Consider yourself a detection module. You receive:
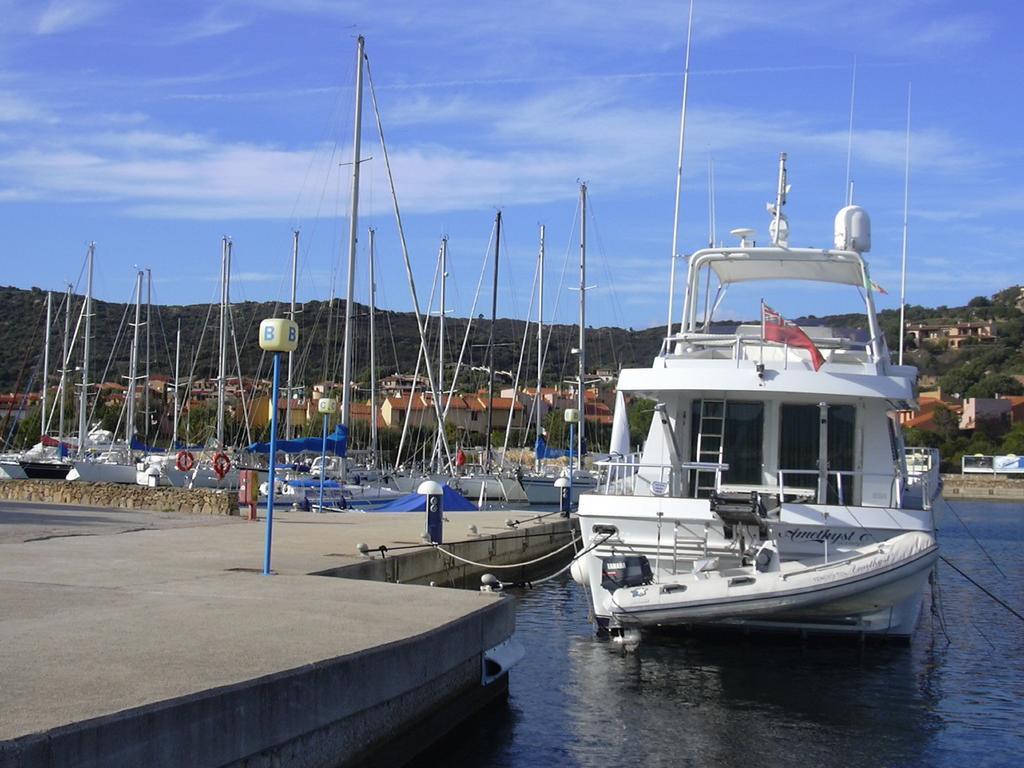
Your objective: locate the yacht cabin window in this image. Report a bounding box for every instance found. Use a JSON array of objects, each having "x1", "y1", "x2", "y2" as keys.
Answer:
[{"x1": 689, "y1": 400, "x2": 764, "y2": 494}]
